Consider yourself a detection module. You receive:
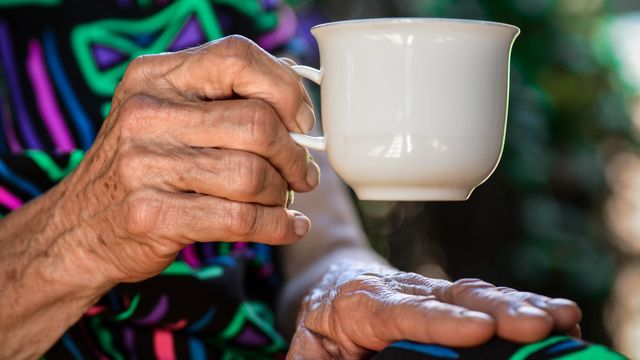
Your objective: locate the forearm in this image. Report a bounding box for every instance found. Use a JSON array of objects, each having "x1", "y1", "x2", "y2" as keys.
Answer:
[
  {"x1": 276, "y1": 150, "x2": 392, "y2": 335},
  {"x1": 0, "y1": 184, "x2": 111, "y2": 359}
]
